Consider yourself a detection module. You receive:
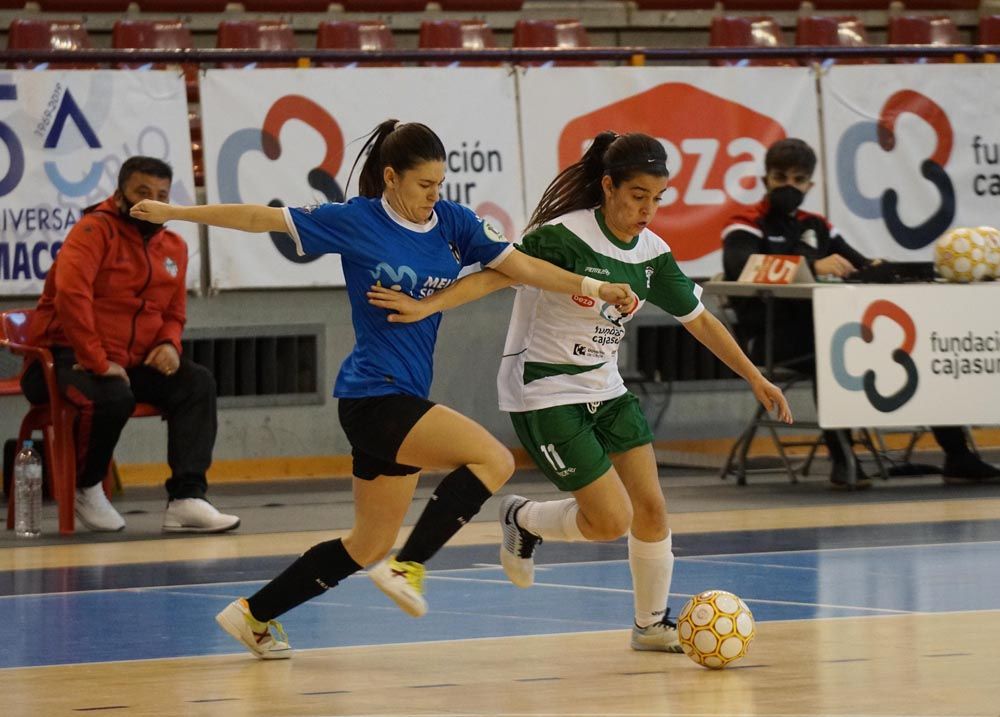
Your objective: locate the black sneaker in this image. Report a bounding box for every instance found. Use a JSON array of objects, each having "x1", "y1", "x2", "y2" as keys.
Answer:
[
  {"x1": 942, "y1": 454, "x2": 1000, "y2": 484},
  {"x1": 499, "y1": 495, "x2": 542, "y2": 588}
]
